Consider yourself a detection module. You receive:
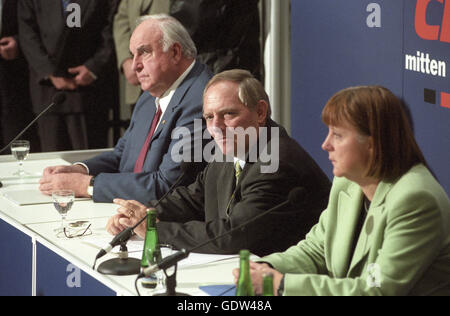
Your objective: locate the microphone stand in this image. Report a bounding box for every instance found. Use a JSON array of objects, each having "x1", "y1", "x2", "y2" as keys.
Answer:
[
  {"x1": 153, "y1": 263, "x2": 190, "y2": 296},
  {"x1": 135, "y1": 195, "x2": 298, "y2": 296},
  {"x1": 94, "y1": 170, "x2": 190, "y2": 276},
  {"x1": 96, "y1": 242, "x2": 141, "y2": 276}
]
